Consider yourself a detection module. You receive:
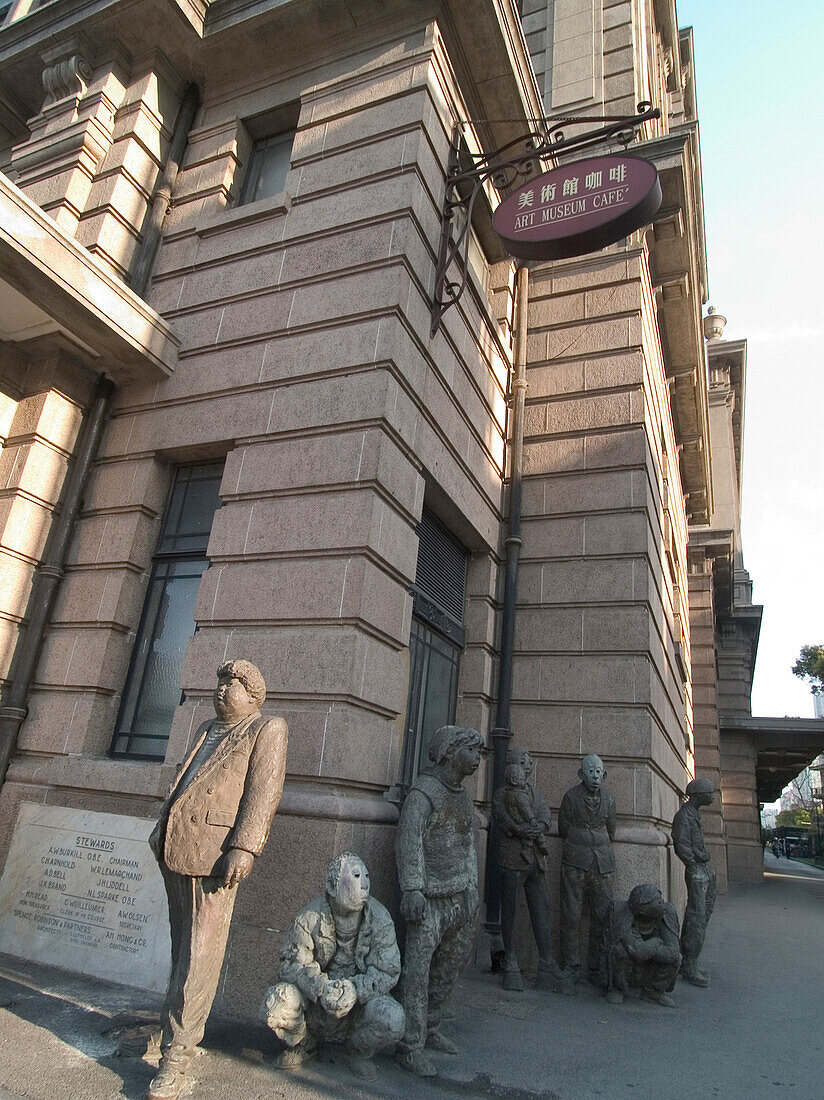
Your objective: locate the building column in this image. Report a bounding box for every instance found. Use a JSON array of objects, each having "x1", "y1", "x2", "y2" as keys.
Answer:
[
  {"x1": 719, "y1": 729, "x2": 763, "y2": 882},
  {"x1": 0, "y1": 374, "x2": 85, "y2": 690},
  {"x1": 687, "y1": 558, "x2": 727, "y2": 891}
]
